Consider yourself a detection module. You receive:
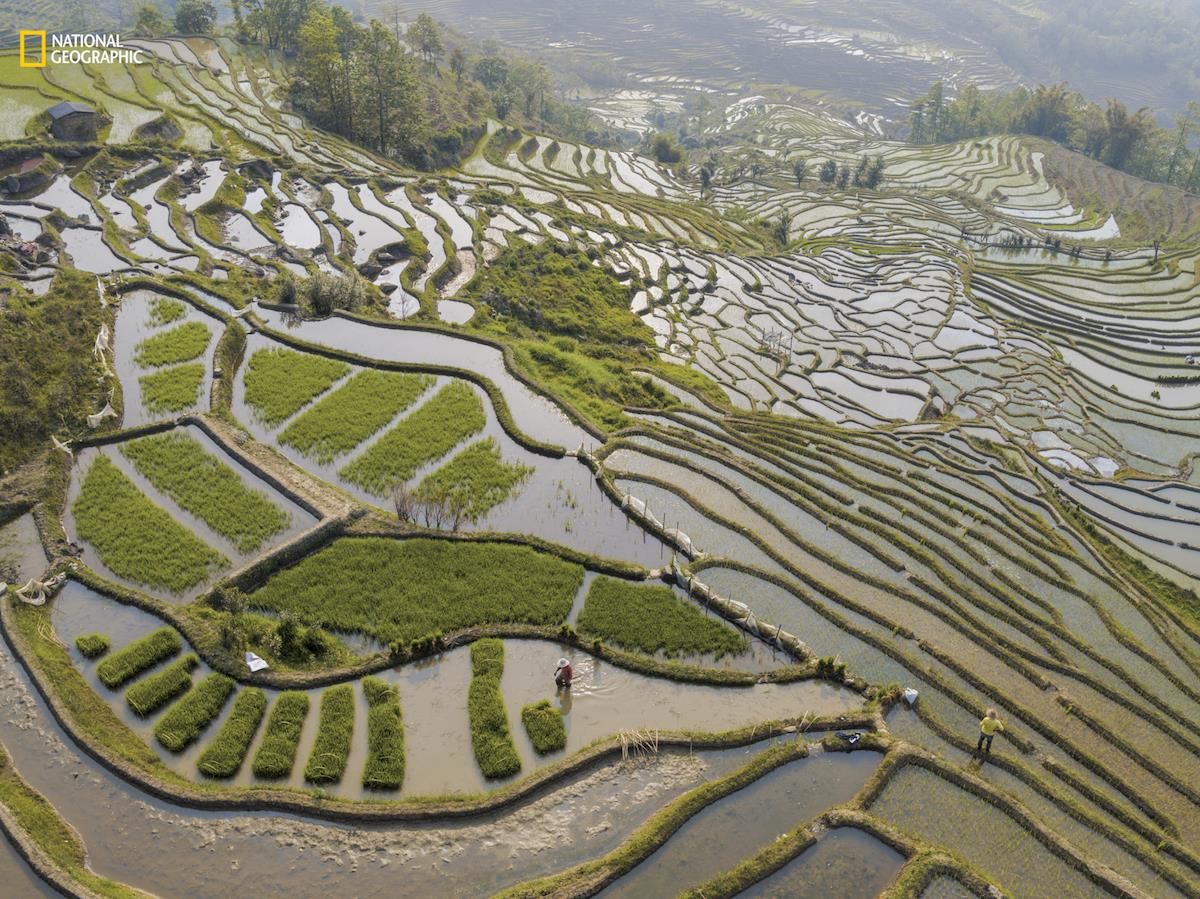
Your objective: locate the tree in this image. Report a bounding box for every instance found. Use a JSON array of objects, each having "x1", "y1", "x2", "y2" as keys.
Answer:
[
  {"x1": 407, "y1": 12, "x2": 443, "y2": 72},
  {"x1": 699, "y1": 164, "x2": 712, "y2": 194},
  {"x1": 175, "y1": 0, "x2": 217, "y2": 34},
  {"x1": 852, "y1": 154, "x2": 869, "y2": 187},
  {"x1": 1101, "y1": 98, "x2": 1153, "y2": 170},
  {"x1": 132, "y1": 4, "x2": 166, "y2": 36},
  {"x1": 864, "y1": 156, "x2": 885, "y2": 189},
  {"x1": 356, "y1": 21, "x2": 423, "y2": 159},
  {"x1": 835, "y1": 165, "x2": 850, "y2": 188},
  {"x1": 648, "y1": 132, "x2": 683, "y2": 165},
  {"x1": 818, "y1": 159, "x2": 837, "y2": 184},
  {"x1": 773, "y1": 212, "x2": 792, "y2": 247},
  {"x1": 450, "y1": 47, "x2": 467, "y2": 84},
  {"x1": 1020, "y1": 82, "x2": 1073, "y2": 142},
  {"x1": 474, "y1": 56, "x2": 509, "y2": 90},
  {"x1": 792, "y1": 158, "x2": 807, "y2": 186},
  {"x1": 296, "y1": 11, "x2": 340, "y2": 130},
  {"x1": 510, "y1": 61, "x2": 552, "y2": 118}
]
